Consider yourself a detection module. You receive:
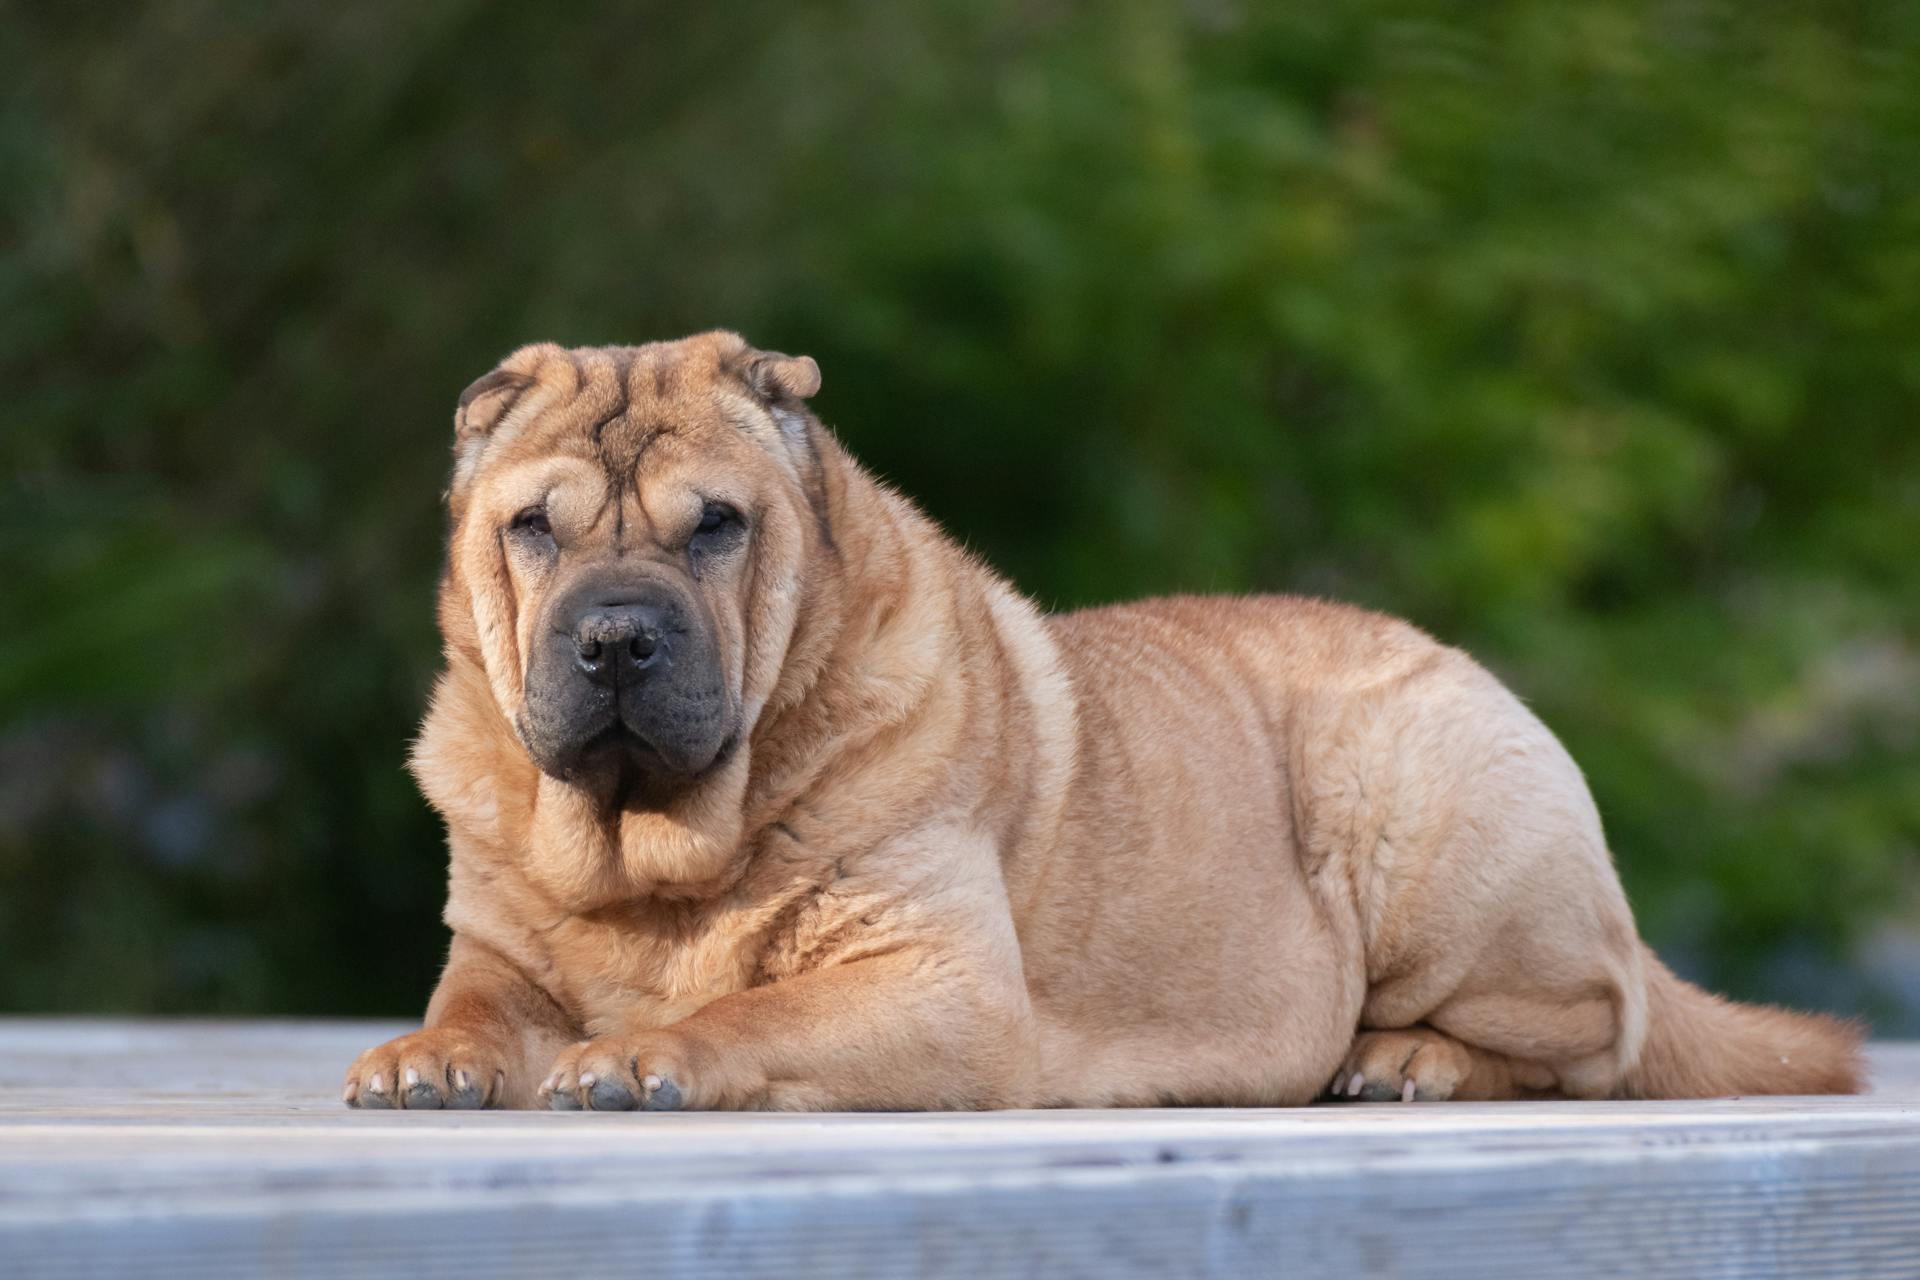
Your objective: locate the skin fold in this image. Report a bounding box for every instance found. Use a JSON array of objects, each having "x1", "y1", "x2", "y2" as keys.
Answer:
[{"x1": 343, "y1": 332, "x2": 1861, "y2": 1113}]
